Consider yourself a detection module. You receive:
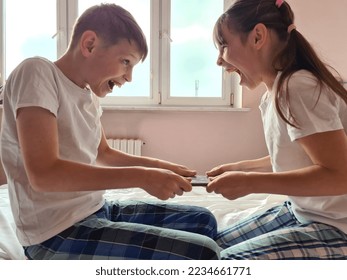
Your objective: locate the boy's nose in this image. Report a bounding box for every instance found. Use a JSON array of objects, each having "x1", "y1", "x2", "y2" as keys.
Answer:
[{"x1": 124, "y1": 69, "x2": 133, "y2": 83}]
